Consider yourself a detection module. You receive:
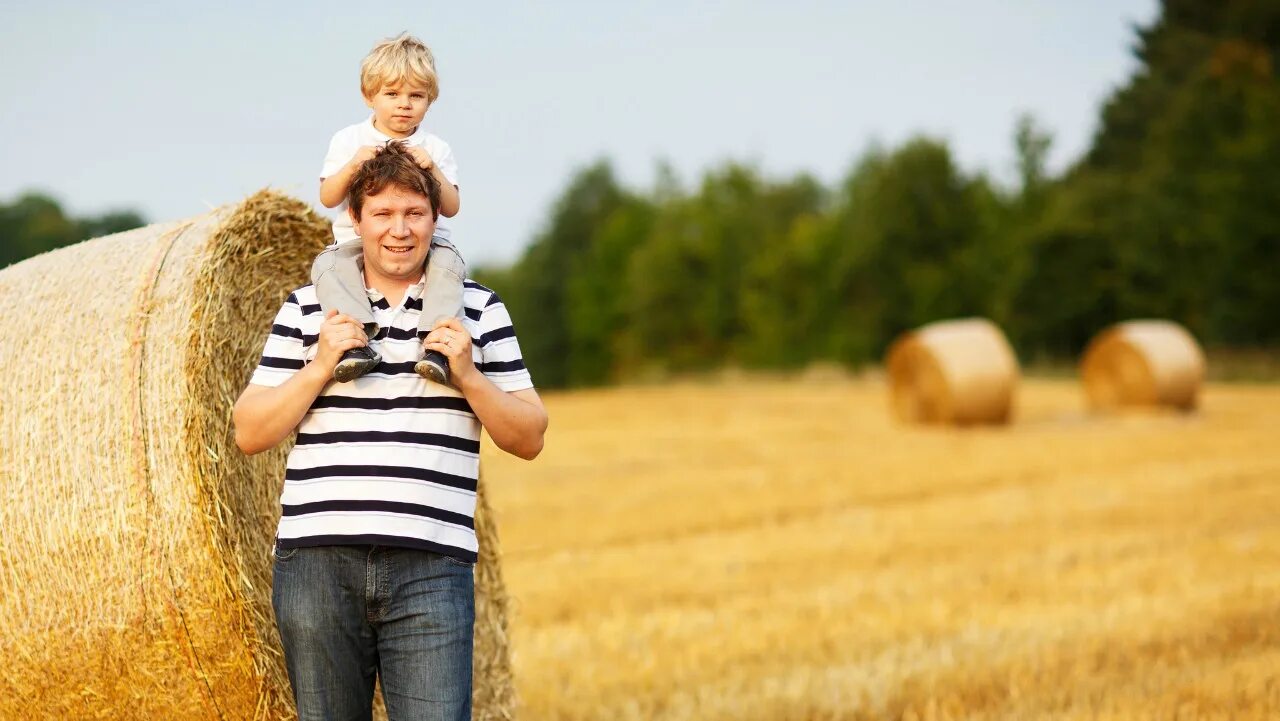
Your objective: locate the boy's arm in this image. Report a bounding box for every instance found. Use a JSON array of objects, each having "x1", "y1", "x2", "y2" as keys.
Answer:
[
  {"x1": 432, "y1": 165, "x2": 461, "y2": 218},
  {"x1": 319, "y1": 145, "x2": 378, "y2": 208},
  {"x1": 404, "y1": 146, "x2": 461, "y2": 217}
]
